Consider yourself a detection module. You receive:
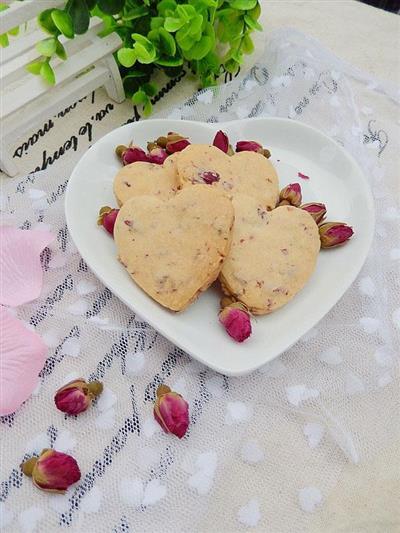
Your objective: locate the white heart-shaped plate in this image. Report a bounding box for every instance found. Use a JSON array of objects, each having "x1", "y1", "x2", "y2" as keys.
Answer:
[{"x1": 65, "y1": 118, "x2": 374, "y2": 376}]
